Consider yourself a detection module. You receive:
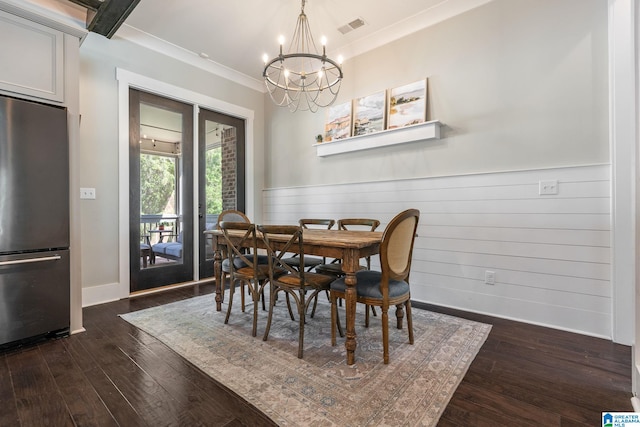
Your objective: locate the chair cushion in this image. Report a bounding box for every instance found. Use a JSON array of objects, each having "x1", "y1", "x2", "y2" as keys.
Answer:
[
  {"x1": 282, "y1": 256, "x2": 324, "y2": 268},
  {"x1": 152, "y1": 242, "x2": 183, "y2": 258},
  {"x1": 314, "y1": 262, "x2": 367, "y2": 276},
  {"x1": 277, "y1": 272, "x2": 333, "y2": 289},
  {"x1": 140, "y1": 243, "x2": 151, "y2": 250},
  {"x1": 314, "y1": 263, "x2": 343, "y2": 275},
  {"x1": 152, "y1": 242, "x2": 172, "y2": 254},
  {"x1": 330, "y1": 270, "x2": 410, "y2": 299},
  {"x1": 222, "y1": 254, "x2": 270, "y2": 272},
  {"x1": 164, "y1": 242, "x2": 182, "y2": 258}
]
